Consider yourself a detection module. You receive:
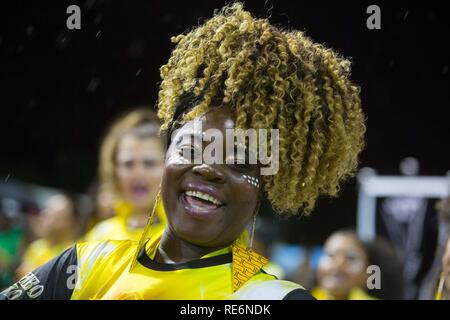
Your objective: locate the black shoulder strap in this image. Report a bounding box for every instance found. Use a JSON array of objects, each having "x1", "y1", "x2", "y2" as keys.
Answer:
[
  {"x1": 283, "y1": 288, "x2": 316, "y2": 300},
  {"x1": 0, "y1": 244, "x2": 78, "y2": 300}
]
